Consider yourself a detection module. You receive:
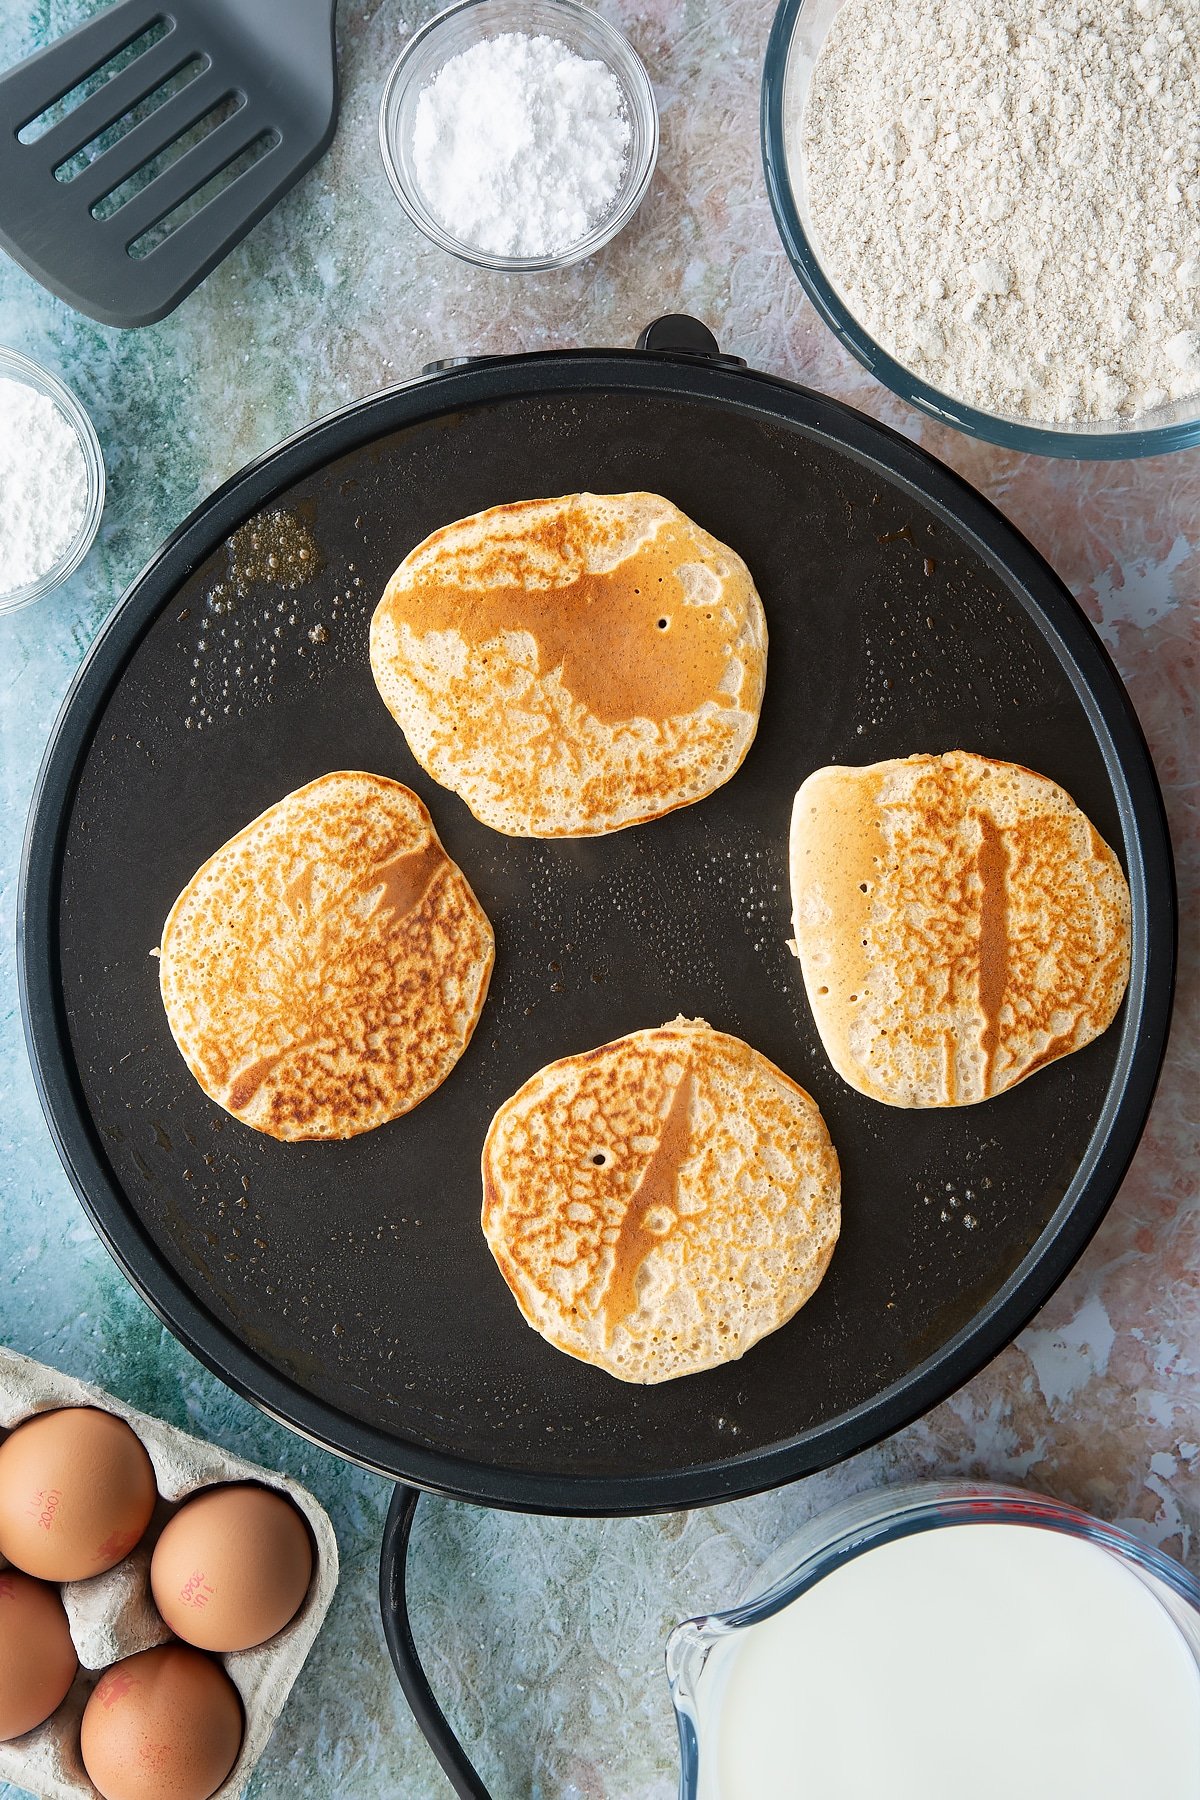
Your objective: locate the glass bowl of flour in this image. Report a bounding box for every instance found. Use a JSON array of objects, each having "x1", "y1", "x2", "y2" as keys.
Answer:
[
  {"x1": 0, "y1": 348, "x2": 105, "y2": 614},
  {"x1": 762, "y1": 0, "x2": 1200, "y2": 456},
  {"x1": 379, "y1": 0, "x2": 658, "y2": 272}
]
